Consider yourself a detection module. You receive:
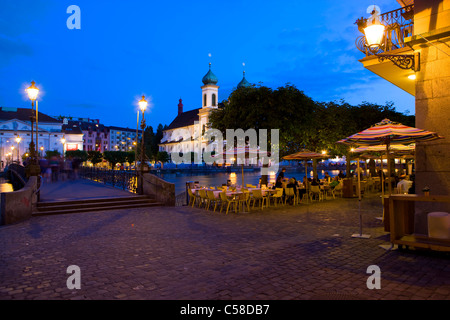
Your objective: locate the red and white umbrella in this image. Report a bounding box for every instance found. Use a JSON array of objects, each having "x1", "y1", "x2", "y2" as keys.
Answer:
[{"x1": 338, "y1": 119, "x2": 443, "y2": 195}]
